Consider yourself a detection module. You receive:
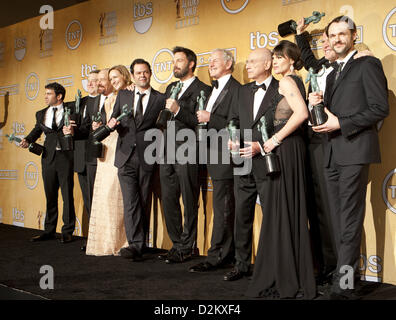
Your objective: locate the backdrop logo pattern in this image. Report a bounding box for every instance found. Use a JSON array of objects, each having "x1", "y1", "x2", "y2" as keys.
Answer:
[
  {"x1": 0, "y1": 42, "x2": 4, "y2": 67},
  {"x1": 250, "y1": 30, "x2": 279, "y2": 49},
  {"x1": 0, "y1": 170, "x2": 18, "y2": 180},
  {"x1": 152, "y1": 48, "x2": 174, "y2": 84},
  {"x1": 133, "y1": 1, "x2": 153, "y2": 34},
  {"x1": 197, "y1": 48, "x2": 237, "y2": 68},
  {"x1": 281, "y1": 0, "x2": 308, "y2": 5},
  {"x1": 81, "y1": 64, "x2": 98, "y2": 92},
  {"x1": 39, "y1": 29, "x2": 53, "y2": 58},
  {"x1": 25, "y1": 72, "x2": 40, "y2": 101},
  {"x1": 12, "y1": 208, "x2": 24, "y2": 227},
  {"x1": 24, "y1": 161, "x2": 39, "y2": 190},
  {"x1": 65, "y1": 20, "x2": 83, "y2": 50},
  {"x1": 175, "y1": 0, "x2": 200, "y2": 29},
  {"x1": 383, "y1": 7, "x2": 396, "y2": 51},
  {"x1": 309, "y1": 26, "x2": 364, "y2": 51},
  {"x1": 14, "y1": 38, "x2": 26, "y2": 61},
  {"x1": 220, "y1": 0, "x2": 249, "y2": 14},
  {"x1": 99, "y1": 11, "x2": 118, "y2": 45},
  {"x1": 382, "y1": 169, "x2": 396, "y2": 214},
  {"x1": 47, "y1": 75, "x2": 74, "y2": 88},
  {"x1": 0, "y1": 84, "x2": 19, "y2": 97}
]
